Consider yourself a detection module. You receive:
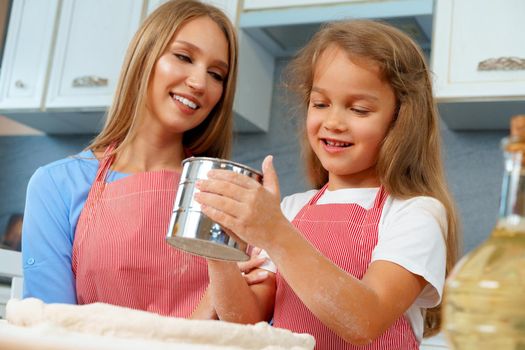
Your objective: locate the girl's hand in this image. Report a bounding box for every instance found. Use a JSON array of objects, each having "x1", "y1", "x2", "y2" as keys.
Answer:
[
  {"x1": 238, "y1": 247, "x2": 270, "y2": 285},
  {"x1": 195, "y1": 156, "x2": 285, "y2": 249}
]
